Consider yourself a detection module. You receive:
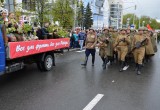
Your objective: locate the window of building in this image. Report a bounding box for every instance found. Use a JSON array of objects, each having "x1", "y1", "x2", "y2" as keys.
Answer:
[{"x1": 4, "y1": 0, "x2": 15, "y2": 12}]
